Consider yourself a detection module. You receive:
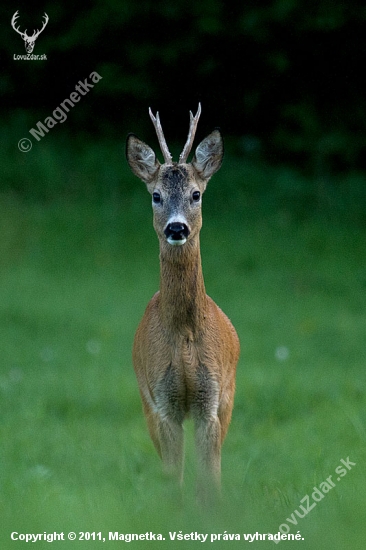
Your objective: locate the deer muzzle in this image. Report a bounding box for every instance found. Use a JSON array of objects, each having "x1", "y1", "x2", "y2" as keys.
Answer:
[{"x1": 164, "y1": 222, "x2": 190, "y2": 246}]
